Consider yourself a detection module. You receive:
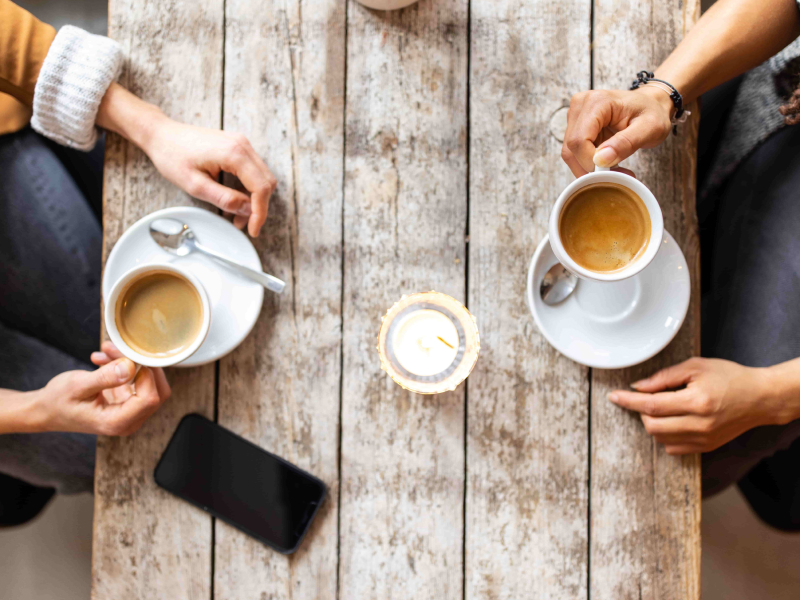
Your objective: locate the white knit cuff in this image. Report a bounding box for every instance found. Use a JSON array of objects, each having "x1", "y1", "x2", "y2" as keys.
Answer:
[{"x1": 31, "y1": 25, "x2": 123, "y2": 151}]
